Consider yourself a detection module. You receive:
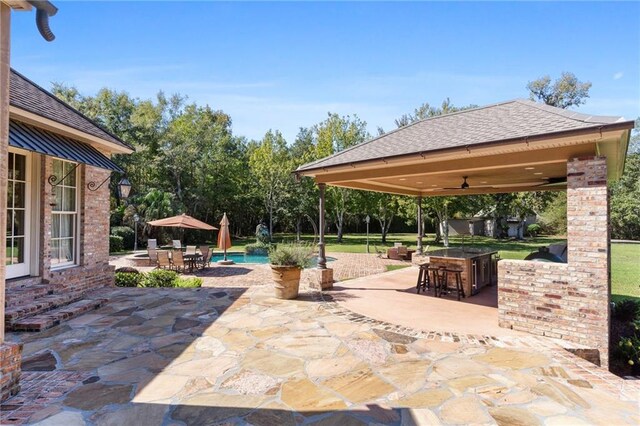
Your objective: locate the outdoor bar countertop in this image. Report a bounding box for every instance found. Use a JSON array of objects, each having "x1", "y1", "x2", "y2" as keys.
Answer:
[{"x1": 427, "y1": 247, "x2": 497, "y2": 259}]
